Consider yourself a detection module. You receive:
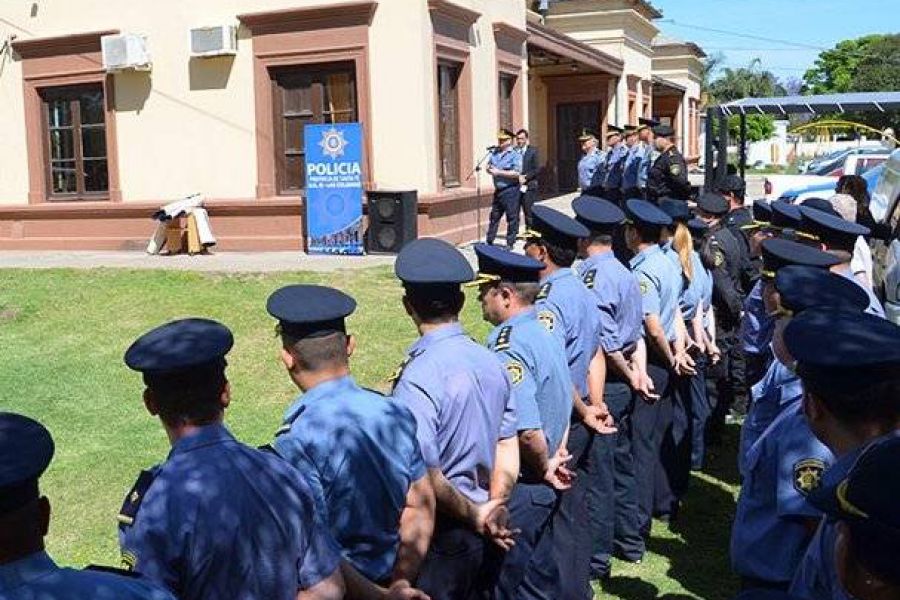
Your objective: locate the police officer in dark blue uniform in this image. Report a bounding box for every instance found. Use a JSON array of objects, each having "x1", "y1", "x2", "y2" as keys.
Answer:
[
  {"x1": 469, "y1": 243, "x2": 573, "y2": 600},
  {"x1": 390, "y1": 238, "x2": 518, "y2": 600},
  {"x1": 572, "y1": 195, "x2": 647, "y2": 573},
  {"x1": 0, "y1": 413, "x2": 177, "y2": 600},
  {"x1": 266, "y1": 285, "x2": 434, "y2": 591},
  {"x1": 785, "y1": 310, "x2": 900, "y2": 600},
  {"x1": 646, "y1": 125, "x2": 690, "y2": 203},
  {"x1": 486, "y1": 129, "x2": 524, "y2": 248},
  {"x1": 119, "y1": 318, "x2": 344, "y2": 600}
]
